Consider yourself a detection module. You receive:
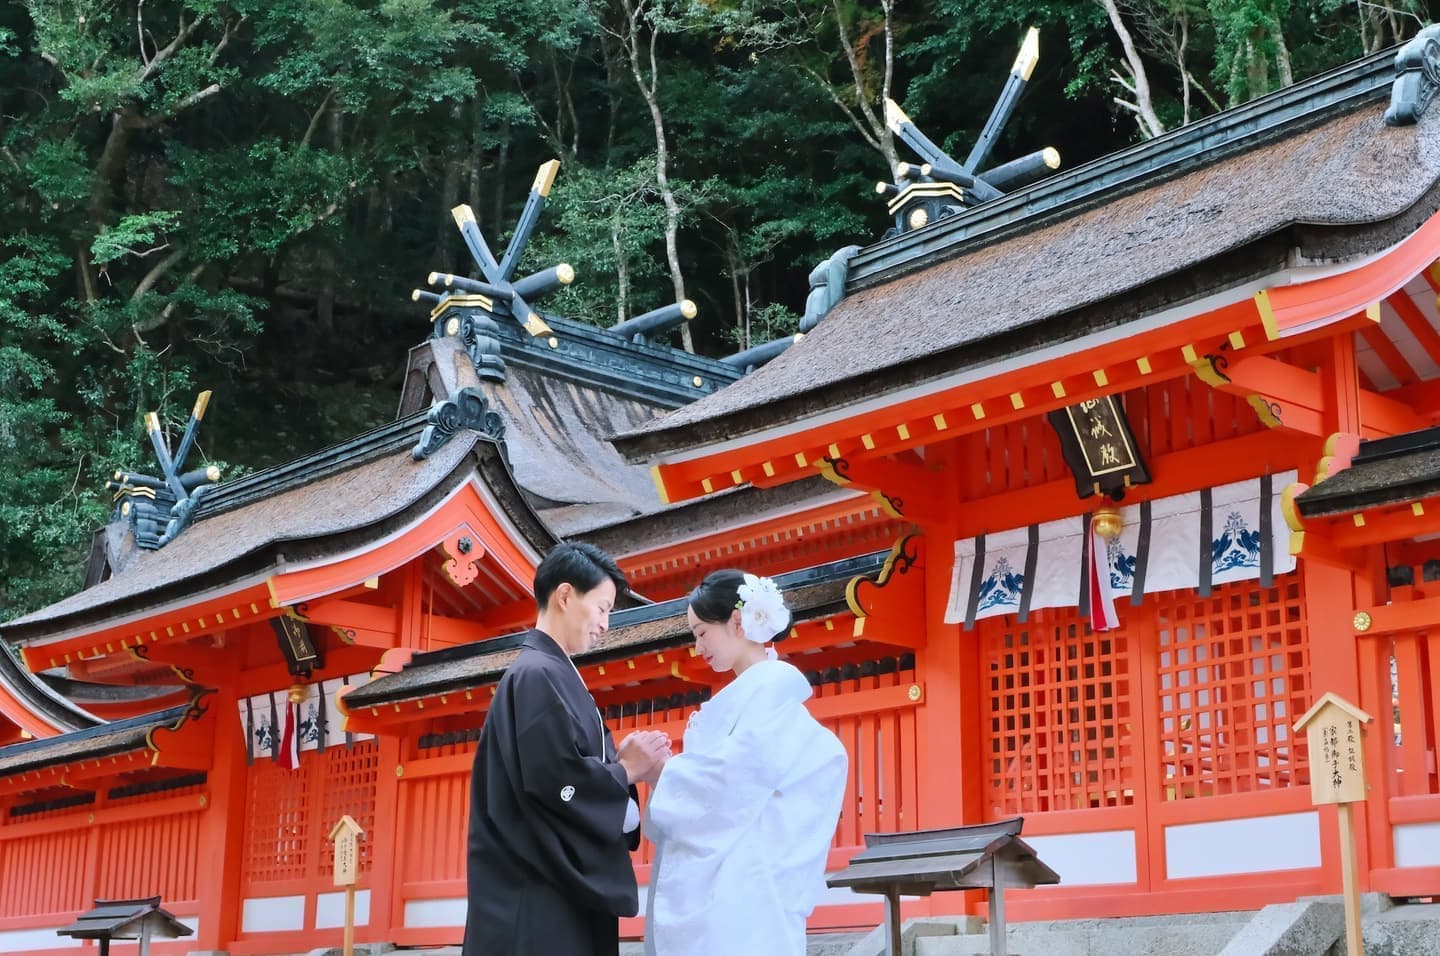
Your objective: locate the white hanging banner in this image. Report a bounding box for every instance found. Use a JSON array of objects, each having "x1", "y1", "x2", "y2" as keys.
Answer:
[
  {"x1": 945, "y1": 471, "x2": 1297, "y2": 625},
  {"x1": 944, "y1": 518, "x2": 1085, "y2": 626},
  {"x1": 238, "y1": 672, "x2": 374, "y2": 762},
  {"x1": 1144, "y1": 491, "x2": 1203, "y2": 595}
]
